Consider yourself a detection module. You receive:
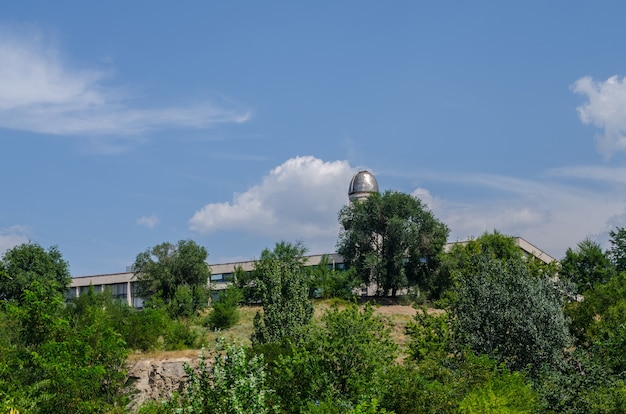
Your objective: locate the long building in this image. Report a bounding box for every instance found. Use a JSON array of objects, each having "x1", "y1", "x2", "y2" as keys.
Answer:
[
  {"x1": 69, "y1": 237, "x2": 554, "y2": 307},
  {"x1": 70, "y1": 171, "x2": 556, "y2": 307}
]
